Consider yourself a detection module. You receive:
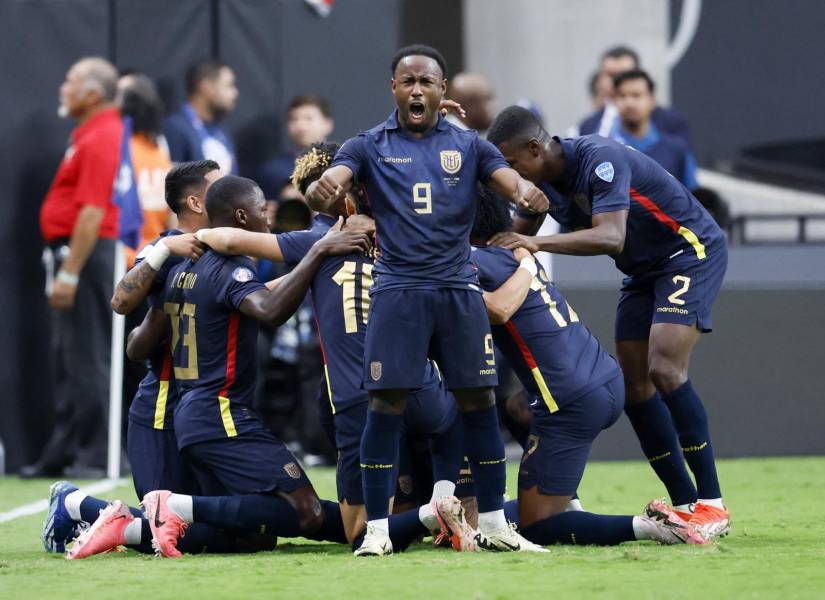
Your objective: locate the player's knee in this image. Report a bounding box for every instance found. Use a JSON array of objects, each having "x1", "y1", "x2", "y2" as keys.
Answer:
[
  {"x1": 287, "y1": 489, "x2": 324, "y2": 534},
  {"x1": 648, "y1": 359, "x2": 687, "y2": 394},
  {"x1": 454, "y1": 387, "x2": 495, "y2": 412}
]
